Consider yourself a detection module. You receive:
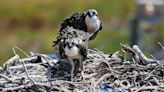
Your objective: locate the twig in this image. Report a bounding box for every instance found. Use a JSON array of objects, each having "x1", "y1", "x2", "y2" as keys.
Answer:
[
  {"x1": 0, "y1": 74, "x2": 13, "y2": 82},
  {"x1": 95, "y1": 74, "x2": 111, "y2": 85},
  {"x1": 135, "y1": 86, "x2": 159, "y2": 92},
  {"x1": 13, "y1": 46, "x2": 36, "y2": 85},
  {"x1": 132, "y1": 45, "x2": 157, "y2": 63},
  {"x1": 20, "y1": 61, "x2": 36, "y2": 85},
  {"x1": 157, "y1": 42, "x2": 164, "y2": 50},
  {"x1": 3, "y1": 55, "x2": 19, "y2": 67},
  {"x1": 14, "y1": 45, "x2": 29, "y2": 57}
]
